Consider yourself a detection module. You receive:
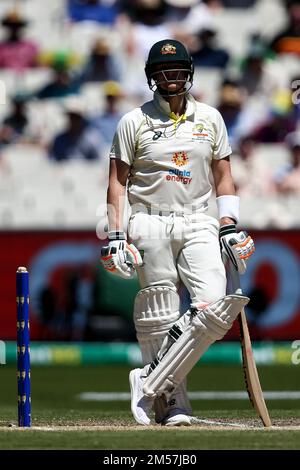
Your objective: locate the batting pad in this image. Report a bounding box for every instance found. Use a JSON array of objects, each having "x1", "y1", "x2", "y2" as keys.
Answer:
[
  {"x1": 134, "y1": 286, "x2": 181, "y2": 361},
  {"x1": 134, "y1": 286, "x2": 191, "y2": 422},
  {"x1": 143, "y1": 294, "x2": 249, "y2": 400}
]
